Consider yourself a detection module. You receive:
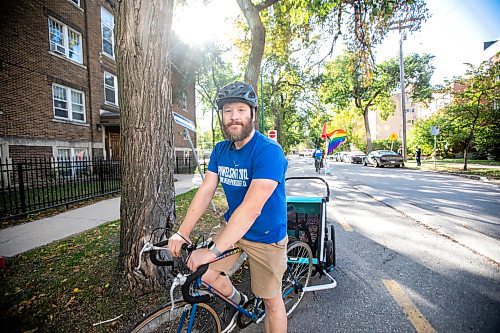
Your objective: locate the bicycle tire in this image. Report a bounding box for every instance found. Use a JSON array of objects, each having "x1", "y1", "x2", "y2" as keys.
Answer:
[
  {"x1": 282, "y1": 241, "x2": 313, "y2": 316},
  {"x1": 130, "y1": 300, "x2": 221, "y2": 333}
]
